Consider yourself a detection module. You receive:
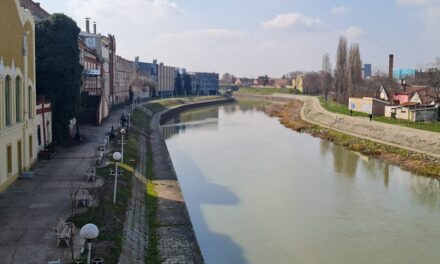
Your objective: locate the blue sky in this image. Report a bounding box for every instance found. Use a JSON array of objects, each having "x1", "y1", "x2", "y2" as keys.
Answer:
[{"x1": 36, "y1": 0, "x2": 440, "y2": 77}]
